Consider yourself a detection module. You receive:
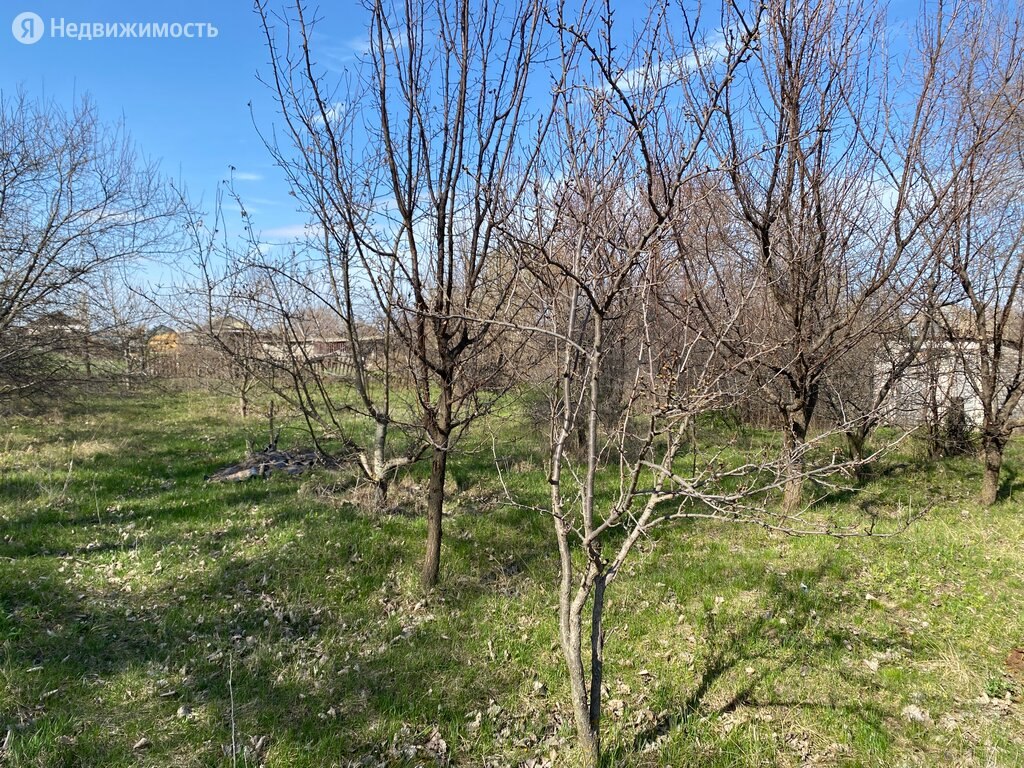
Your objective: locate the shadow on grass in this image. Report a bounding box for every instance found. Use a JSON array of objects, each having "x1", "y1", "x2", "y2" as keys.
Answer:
[
  {"x1": 609, "y1": 559, "x2": 900, "y2": 766},
  {"x1": 999, "y1": 464, "x2": 1021, "y2": 502},
  {"x1": 0, "y1": 452, "x2": 559, "y2": 766},
  {"x1": 1, "y1": 391, "x2": 931, "y2": 766},
  {"x1": 1, "y1": 494, "x2": 909, "y2": 767}
]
